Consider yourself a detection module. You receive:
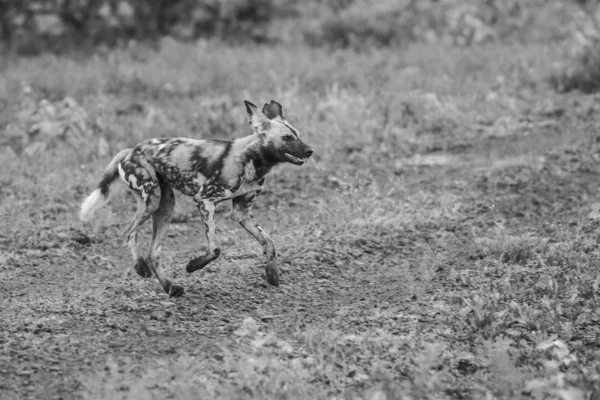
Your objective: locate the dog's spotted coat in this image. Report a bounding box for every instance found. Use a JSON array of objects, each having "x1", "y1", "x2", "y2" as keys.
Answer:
[{"x1": 80, "y1": 100, "x2": 313, "y2": 296}]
